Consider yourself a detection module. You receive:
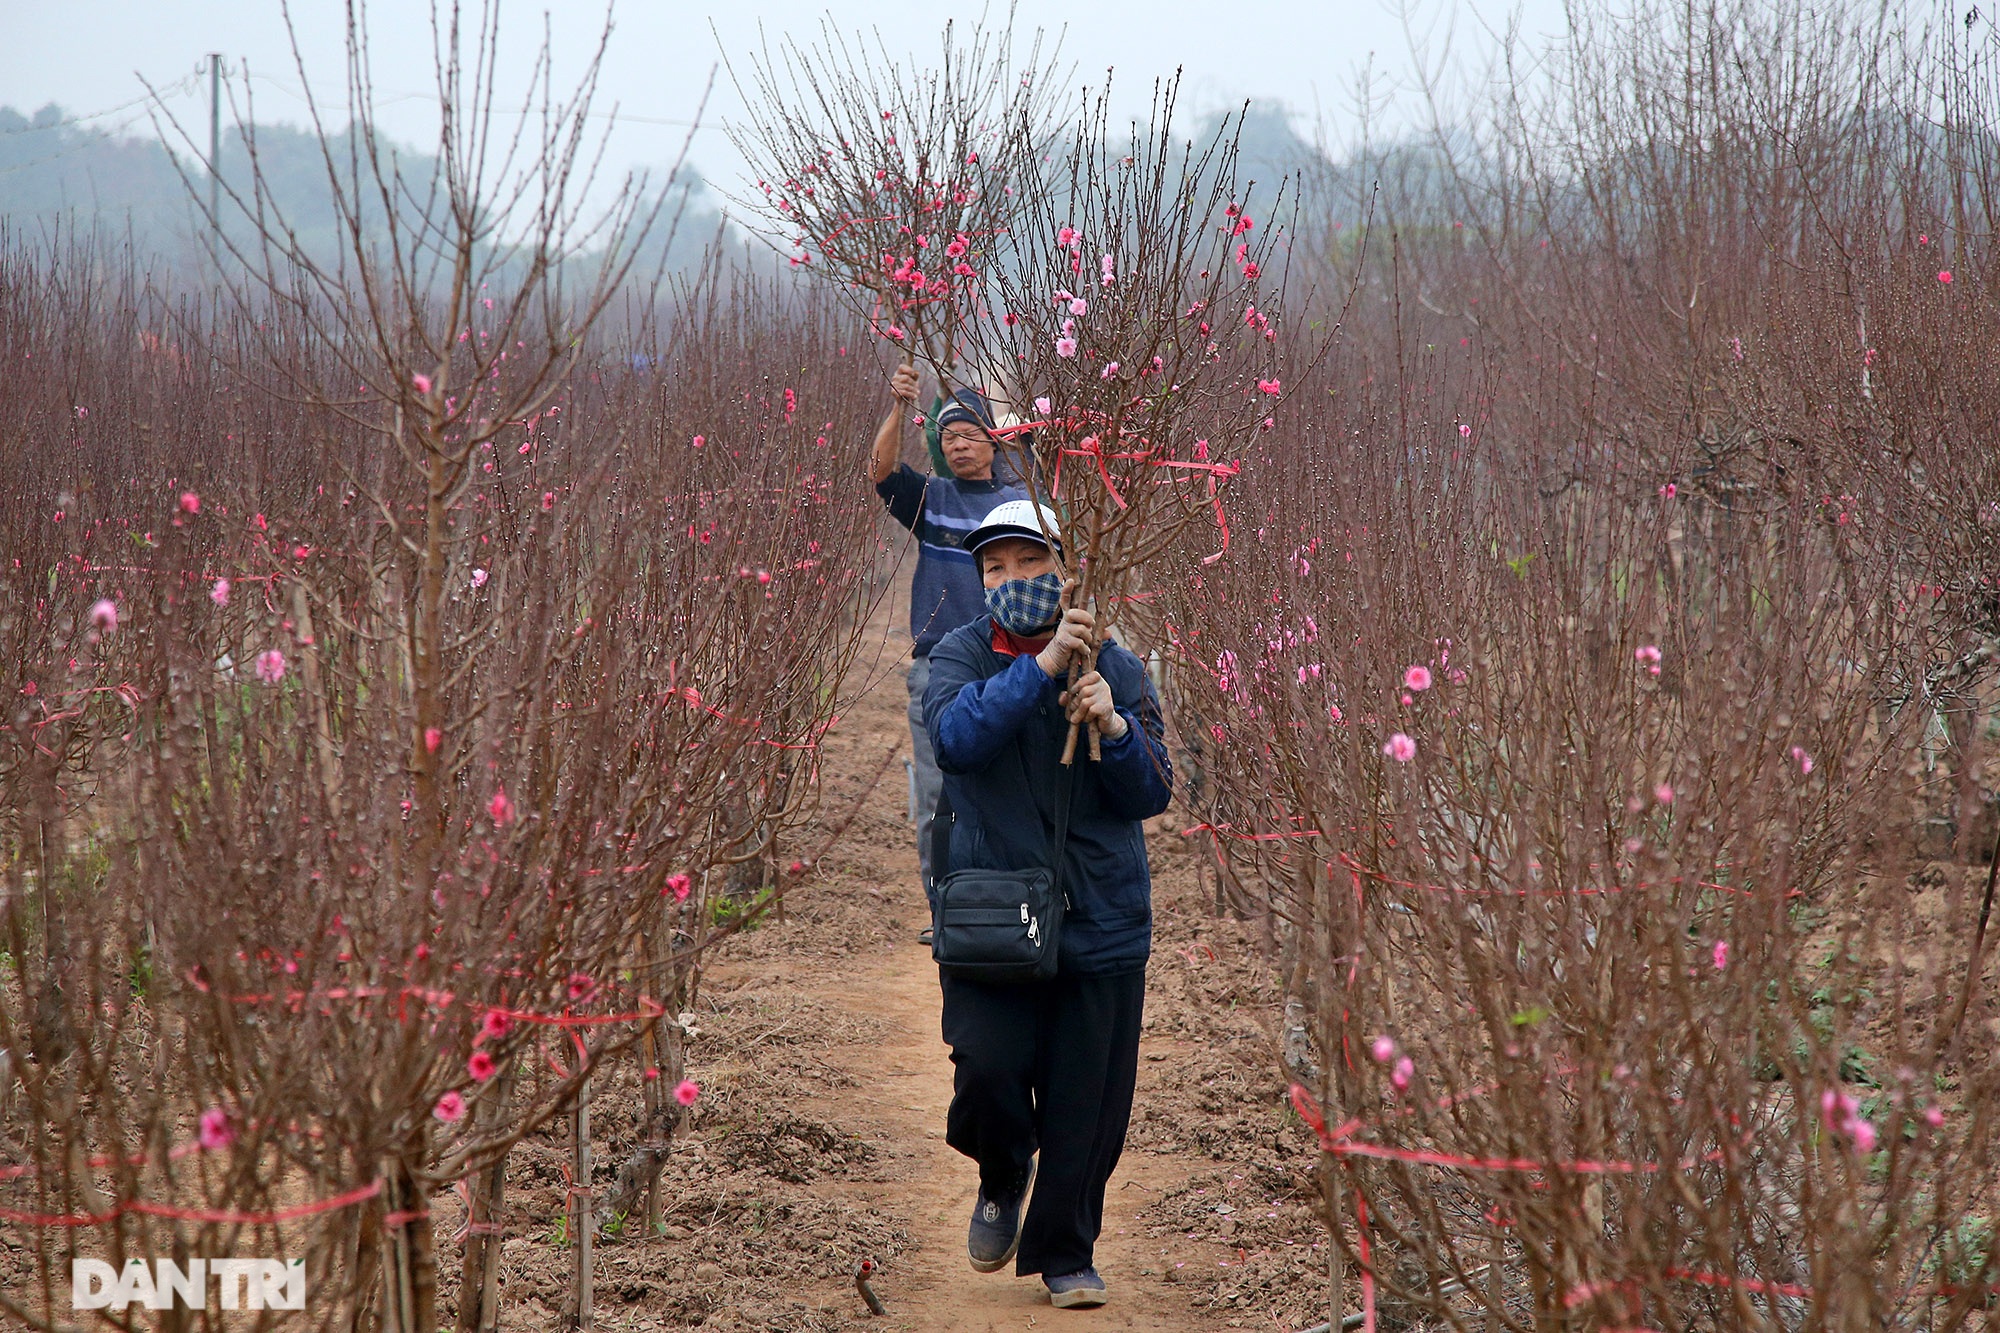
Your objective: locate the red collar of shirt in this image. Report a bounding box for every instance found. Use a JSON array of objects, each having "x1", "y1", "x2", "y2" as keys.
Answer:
[{"x1": 991, "y1": 623, "x2": 1052, "y2": 658}]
